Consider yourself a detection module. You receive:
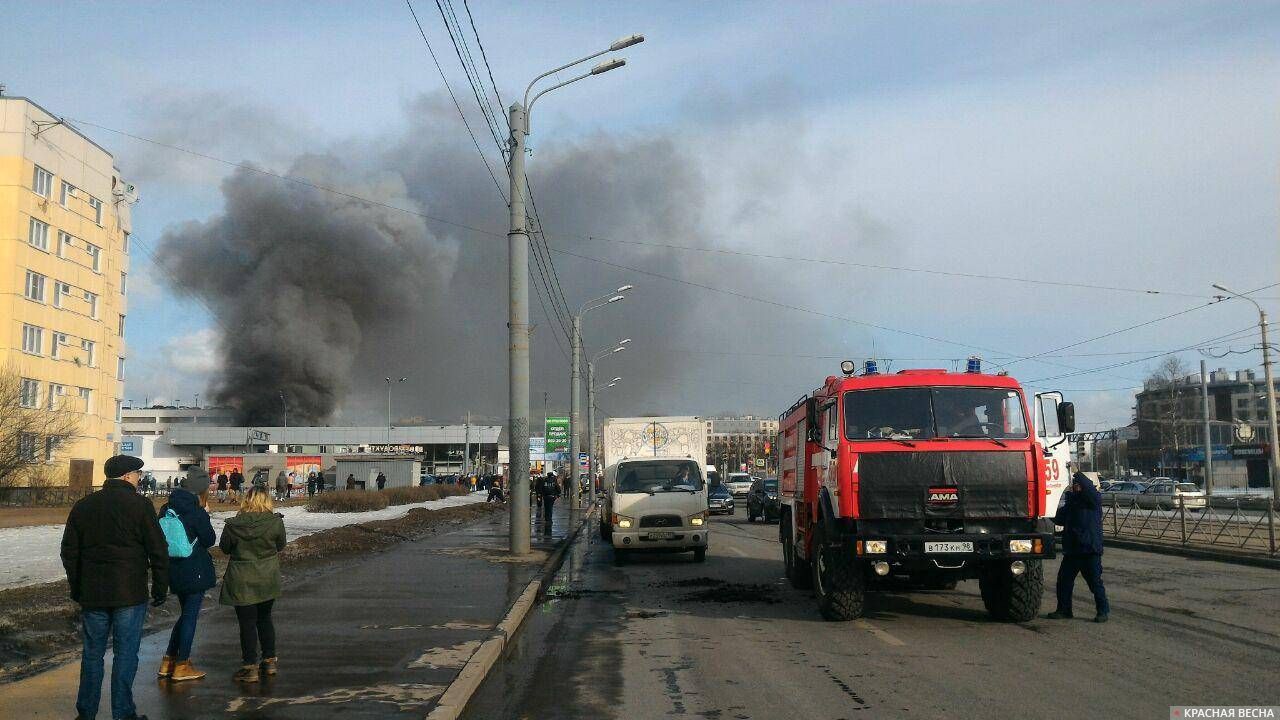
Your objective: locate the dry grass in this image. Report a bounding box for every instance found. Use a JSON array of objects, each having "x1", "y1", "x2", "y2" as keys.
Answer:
[
  {"x1": 383, "y1": 484, "x2": 469, "y2": 506},
  {"x1": 305, "y1": 490, "x2": 389, "y2": 513}
]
